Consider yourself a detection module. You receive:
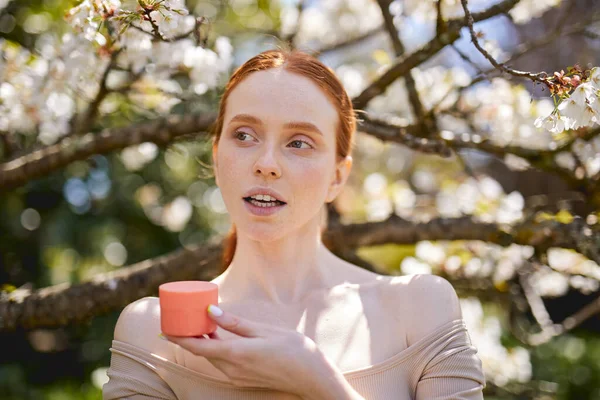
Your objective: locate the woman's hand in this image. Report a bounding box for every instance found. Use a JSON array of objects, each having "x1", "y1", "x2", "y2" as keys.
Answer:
[{"x1": 163, "y1": 305, "x2": 340, "y2": 397}]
